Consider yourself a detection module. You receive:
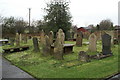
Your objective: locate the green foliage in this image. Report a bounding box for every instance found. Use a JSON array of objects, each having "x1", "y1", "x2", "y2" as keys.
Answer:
[
  {"x1": 2, "y1": 17, "x2": 16, "y2": 34},
  {"x1": 2, "y1": 17, "x2": 27, "y2": 35},
  {"x1": 36, "y1": 20, "x2": 46, "y2": 32},
  {"x1": 44, "y1": 0, "x2": 72, "y2": 37},
  {"x1": 15, "y1": 19, "x2": 27, "y2": 34}
]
